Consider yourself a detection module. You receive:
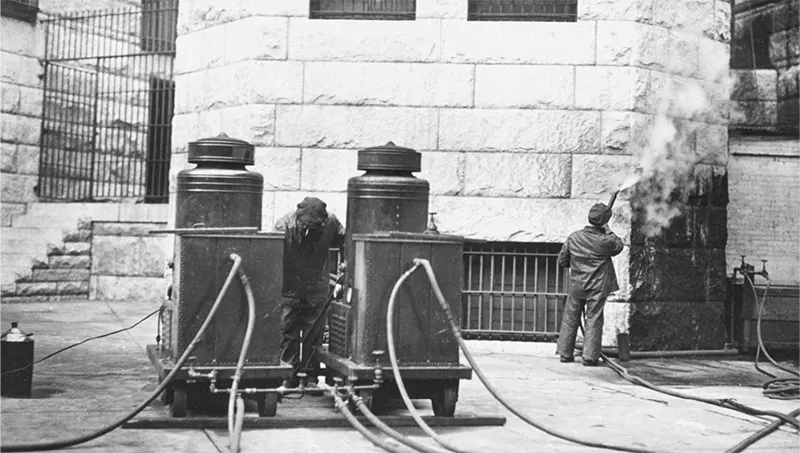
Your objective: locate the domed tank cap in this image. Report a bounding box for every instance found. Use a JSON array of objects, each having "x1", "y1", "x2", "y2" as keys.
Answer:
[
  {"x1": 188, "y1": 133, "x2": 255, "y2": 166},
  {"x1": 358, "y1": 141, "x2": 421, "y2": 173}
]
